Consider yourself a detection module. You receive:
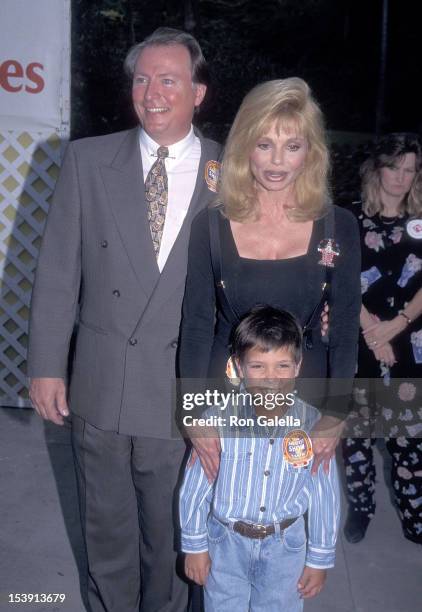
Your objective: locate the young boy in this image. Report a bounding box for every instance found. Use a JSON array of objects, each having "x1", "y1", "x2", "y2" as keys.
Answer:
[{"x1": 179, "y1": 305, "x2": 340, "y2": 611}]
